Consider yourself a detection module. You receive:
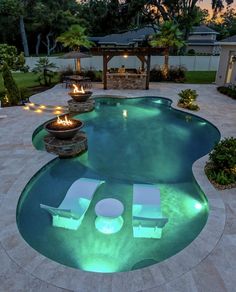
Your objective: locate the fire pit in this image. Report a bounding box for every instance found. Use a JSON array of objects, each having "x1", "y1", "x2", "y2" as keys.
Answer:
[
  {"x1": 68, "y1": 85, "x2": 92, "y2": 102},
  {"x1": 44, "y1": 116, "x2": 84, "y2": 139}
]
